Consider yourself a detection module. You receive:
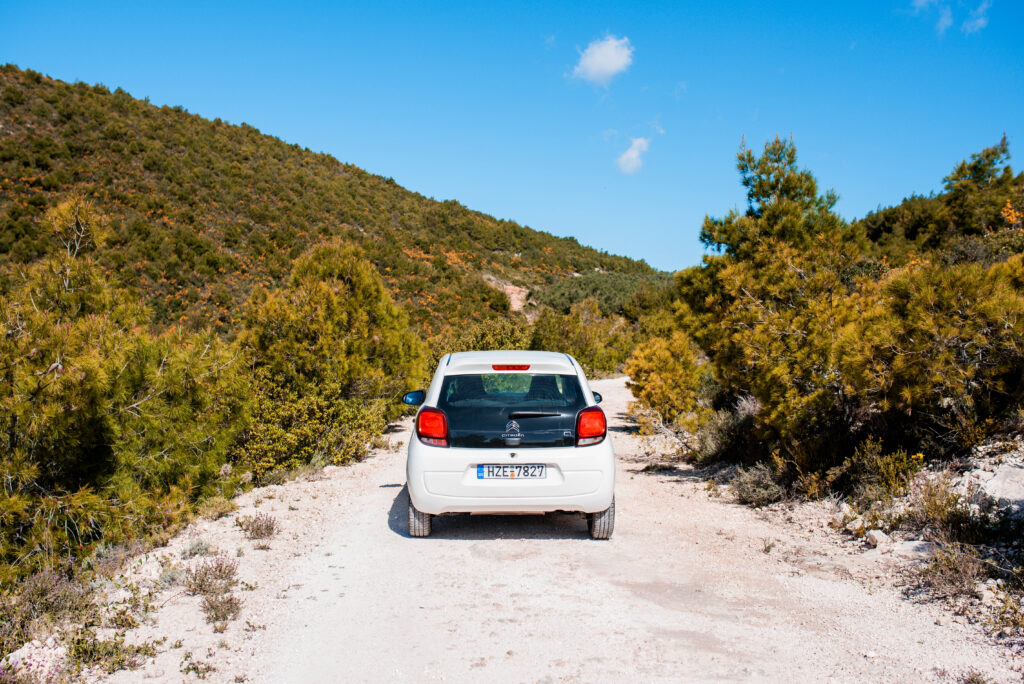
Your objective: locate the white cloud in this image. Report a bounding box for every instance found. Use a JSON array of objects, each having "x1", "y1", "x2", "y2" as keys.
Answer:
[
  {"x1": 912, "y1": 0, "x2": 991, "y2": 36},
  {"x1": 617, "y1": 137, "x2": 649, "y2": 174},
  {"x1": 936, "y1": 5, "x2": 953, "y2": 33},
  {"x1": 572, "y1": 35, "x2": 633, "y2": 87},
  {"x1": 962, "y1": 0, "x2": 991, "y2": 33}
]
